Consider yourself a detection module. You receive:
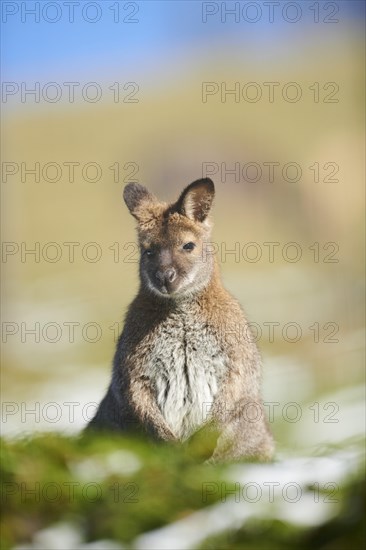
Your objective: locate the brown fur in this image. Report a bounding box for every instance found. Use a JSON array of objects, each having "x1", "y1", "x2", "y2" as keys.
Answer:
[{"x1": 88, "y1": 178, "x2": 274, "y2": 462}]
